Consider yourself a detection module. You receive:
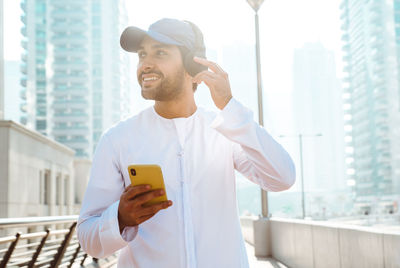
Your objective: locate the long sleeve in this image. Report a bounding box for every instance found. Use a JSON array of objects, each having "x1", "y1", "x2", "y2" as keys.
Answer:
[
  {"x1": 211, "y1": 98, "x2": 296, "y2": 192},
  {"x1": 77, "y1": 133, "x2": 138, "y2": 258}
]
